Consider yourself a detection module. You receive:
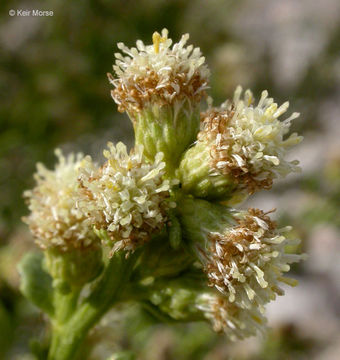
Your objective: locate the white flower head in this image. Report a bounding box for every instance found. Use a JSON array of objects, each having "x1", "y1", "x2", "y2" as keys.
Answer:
[
  {"x1": 196, "y1": 292, "x2": 266, "y2": 341},
  {"x1": 198, "y1": 86, "x2": 303, "y2": 194},
  {"x1": 78, "y1": 142, "x2": 177, "y2": 254},
  {"x1": 108, "y1": 28, "x2": 210, "y2": 114},
  {"x1": 197, "y1": 208, "x2": 306, "y2": 312},
  {"x1": 23, "y1": 150, "x2": 97, "y2": 251}
]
